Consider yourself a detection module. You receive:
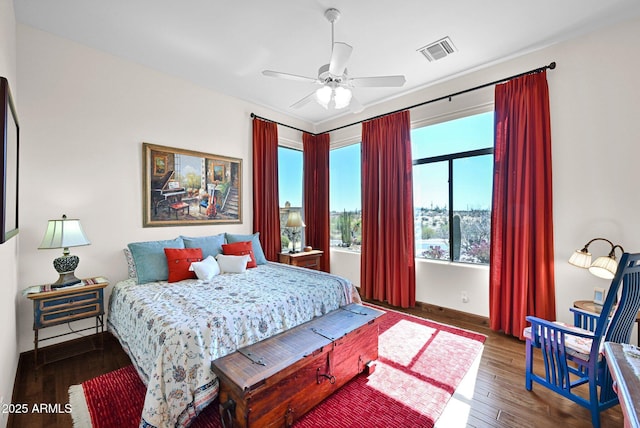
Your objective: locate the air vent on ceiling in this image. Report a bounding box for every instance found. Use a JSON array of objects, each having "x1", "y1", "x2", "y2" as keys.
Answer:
[{"x1": 417, "y1": 37, "x2": 457, "y2": 62}]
